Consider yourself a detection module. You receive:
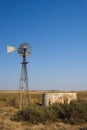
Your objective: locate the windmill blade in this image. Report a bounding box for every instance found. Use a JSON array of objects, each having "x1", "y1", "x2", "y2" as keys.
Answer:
[{"x1": 7, "y1": 46, "x2": 16, "y2": 53}]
